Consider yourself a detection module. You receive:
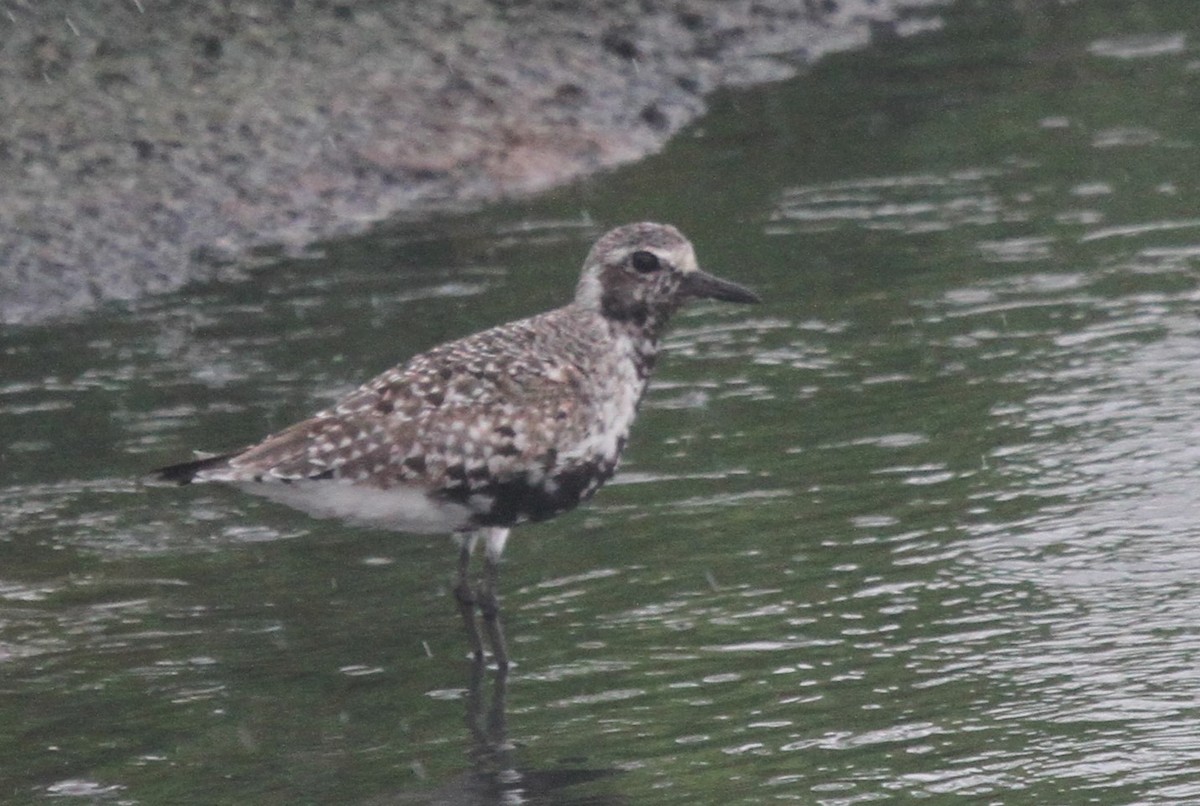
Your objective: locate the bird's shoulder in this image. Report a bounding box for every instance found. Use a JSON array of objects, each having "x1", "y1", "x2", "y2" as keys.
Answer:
[{"x1": 342, "y1": 305, "x2": 600, "y2": 416}]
